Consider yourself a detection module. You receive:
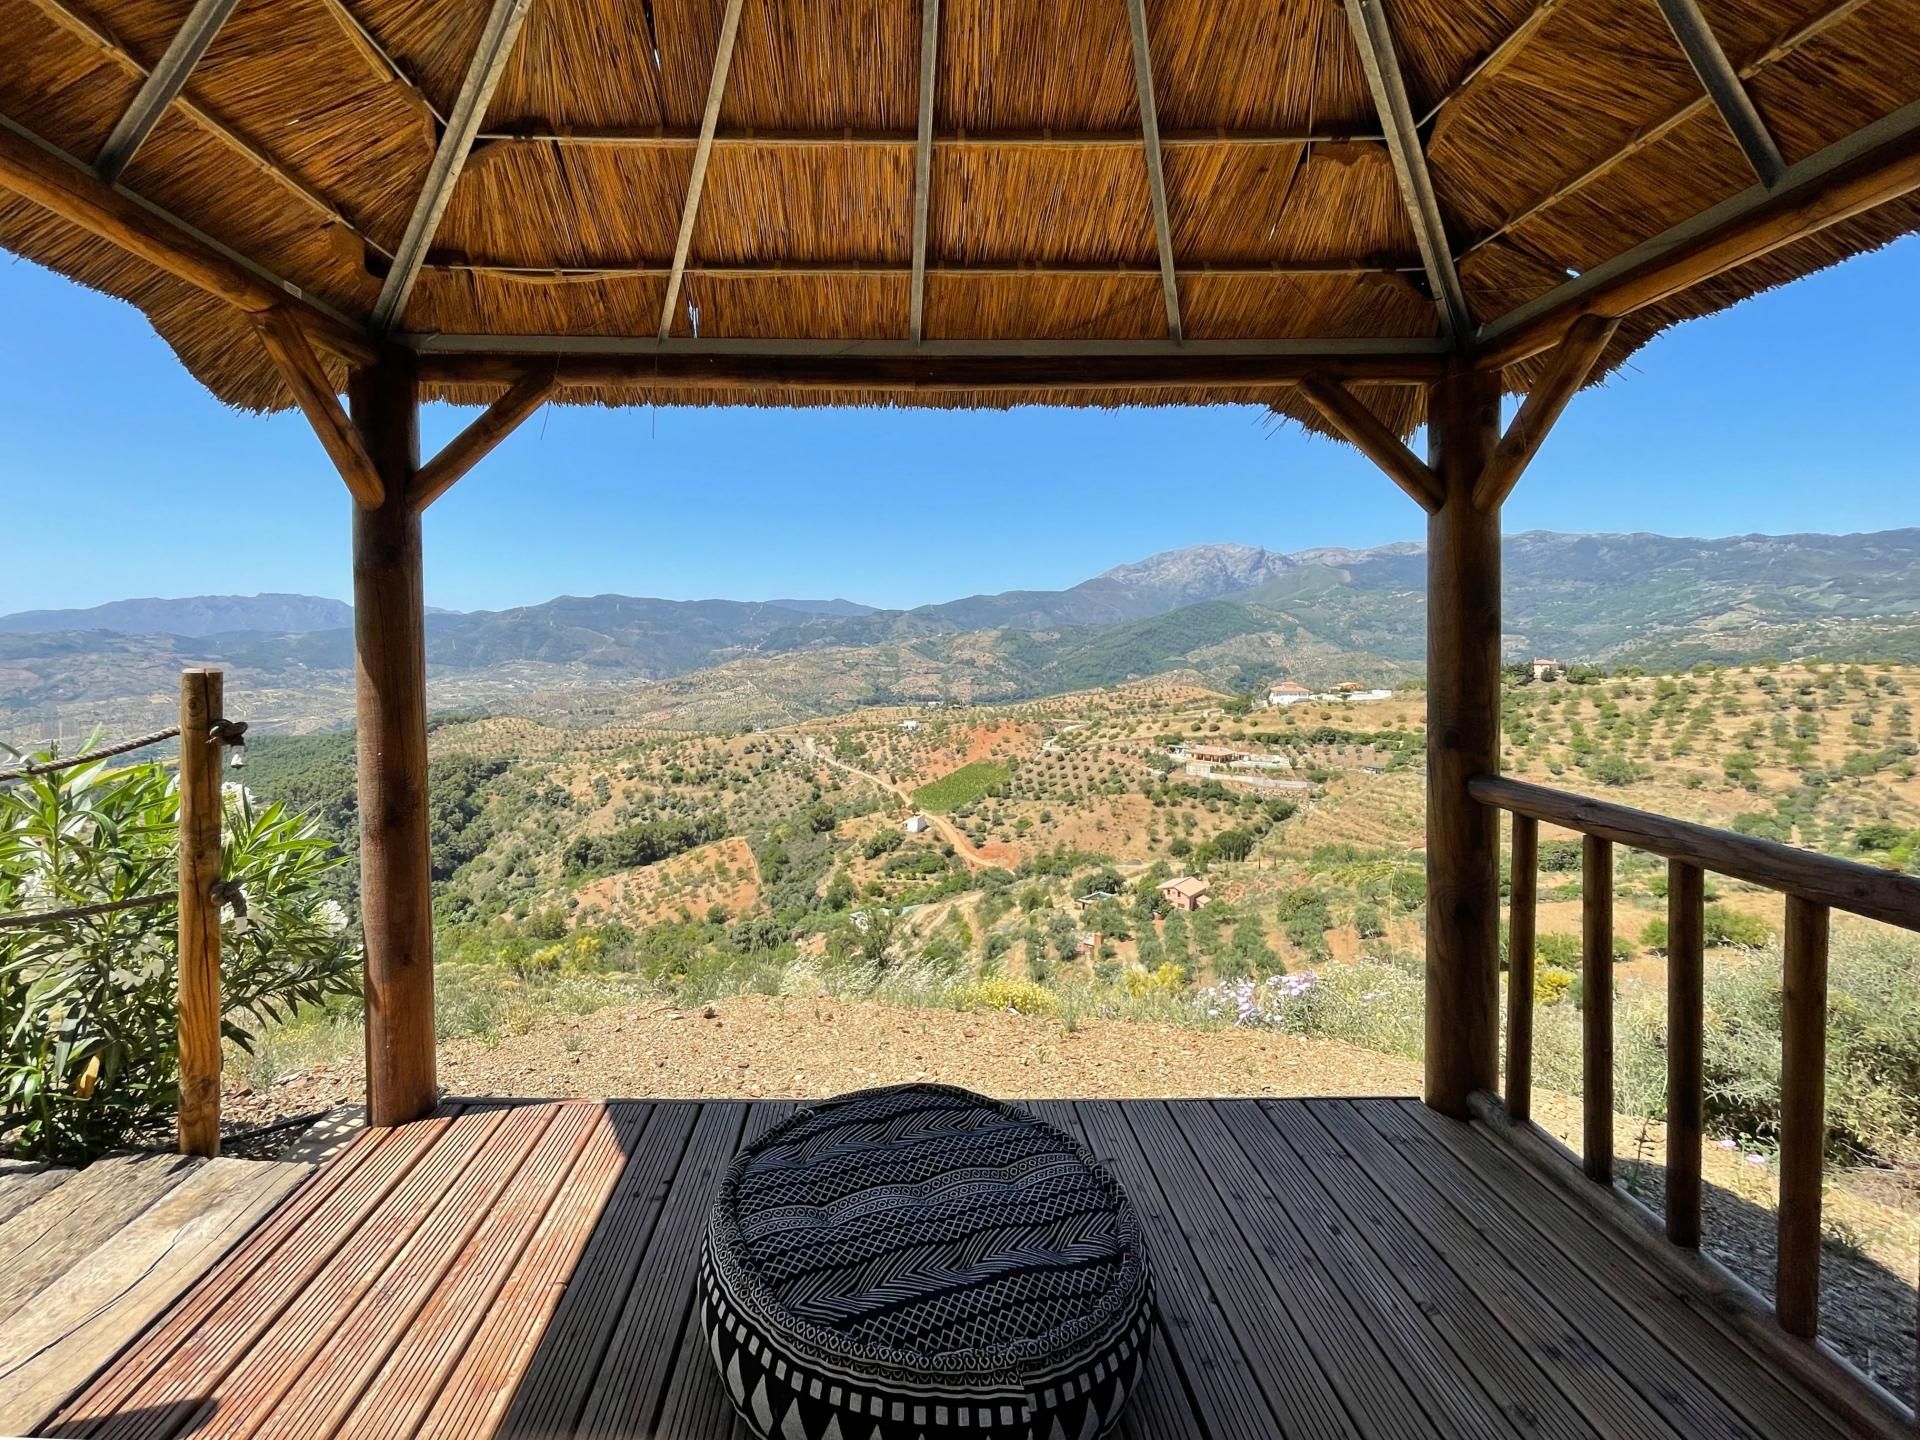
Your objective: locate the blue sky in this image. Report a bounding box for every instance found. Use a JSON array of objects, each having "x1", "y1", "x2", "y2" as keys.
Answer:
[{"x1": 2, "y1": 237, "x2": 1916, "y2": 616}]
